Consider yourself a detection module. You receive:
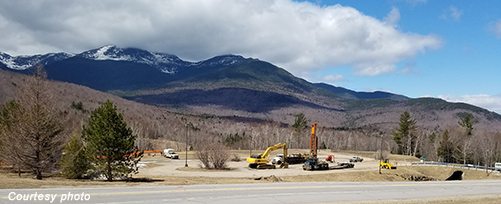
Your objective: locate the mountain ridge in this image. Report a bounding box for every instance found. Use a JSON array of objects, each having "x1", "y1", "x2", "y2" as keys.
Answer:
[
  {"x1": 1, "y1": 45, "x2": 500, "y2": 126},
  {"x1": 0, "y1": 45, "x2": 252, "y2": 74}
]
